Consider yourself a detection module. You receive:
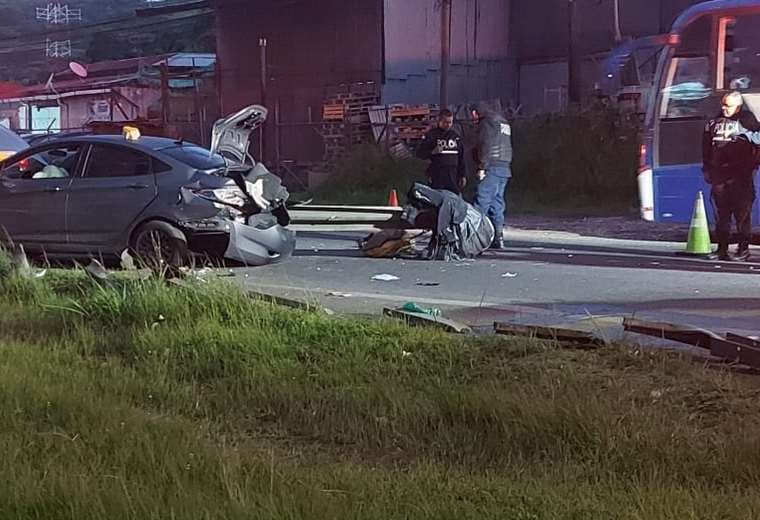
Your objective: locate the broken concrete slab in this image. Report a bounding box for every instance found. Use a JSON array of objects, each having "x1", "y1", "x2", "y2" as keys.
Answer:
[
  {"x1": 493, "y1": 321, "x2": 605, "y2": 347},
  {"x1": 383, "y1": 307, "x2": 472, "y2": 334},
  {"x1": 247, "y1": 290, "x2": 335, "y2": 315}
]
